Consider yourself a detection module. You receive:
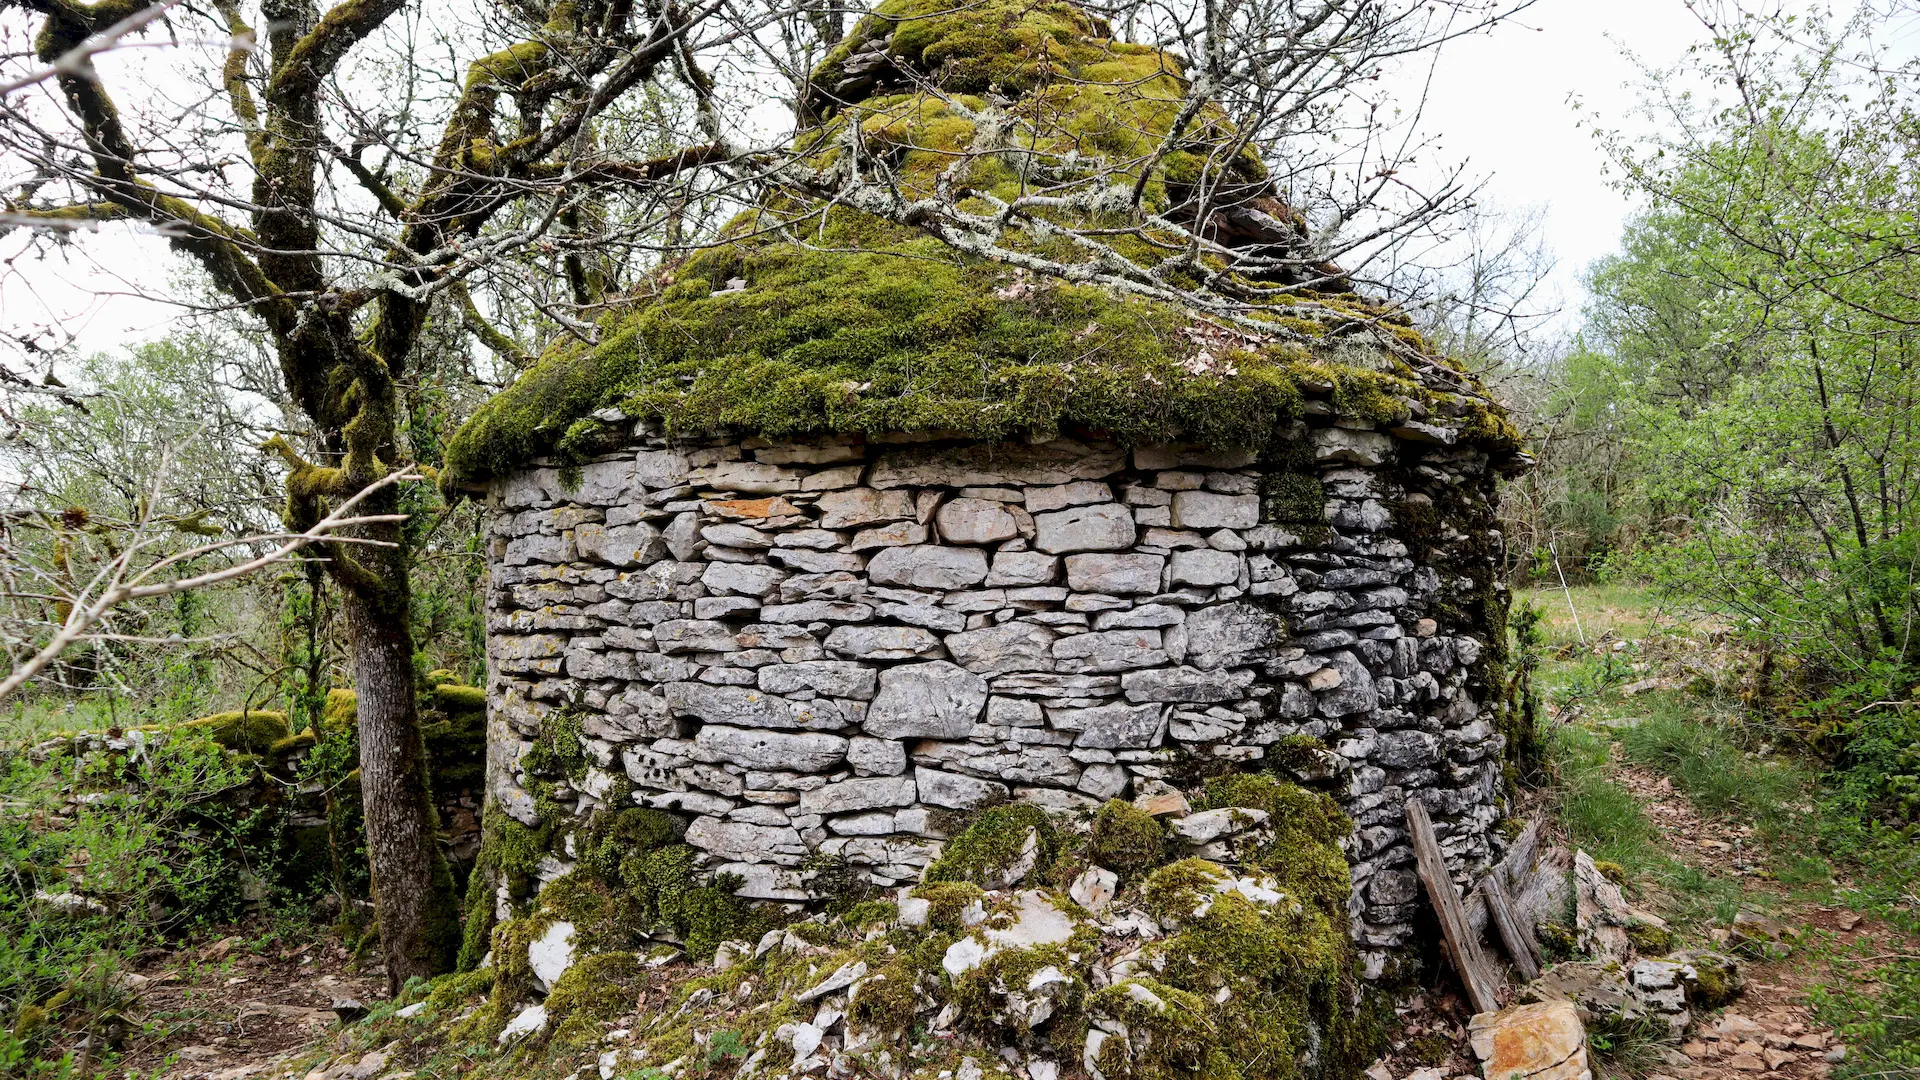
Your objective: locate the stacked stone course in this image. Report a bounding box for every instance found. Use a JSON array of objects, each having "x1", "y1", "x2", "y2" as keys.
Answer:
[{"x1": 483, "y1": 419, "x2": 1512, "y2": 977}]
